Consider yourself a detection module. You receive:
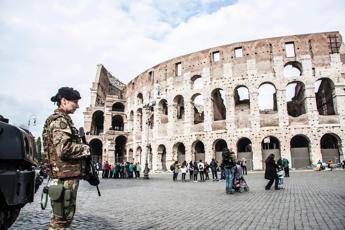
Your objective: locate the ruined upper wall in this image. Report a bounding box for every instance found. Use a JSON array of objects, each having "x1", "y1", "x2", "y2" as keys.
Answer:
[{"x1": 126, "y1": 31, "x2": 343, "y2": 99}]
